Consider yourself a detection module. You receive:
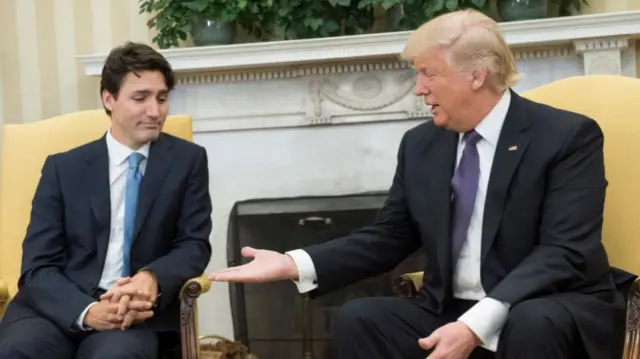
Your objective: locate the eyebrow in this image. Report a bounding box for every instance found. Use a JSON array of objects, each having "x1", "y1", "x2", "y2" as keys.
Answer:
[{"x1": 131, "y1": 89, "x2": 169, "y2": 96}]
